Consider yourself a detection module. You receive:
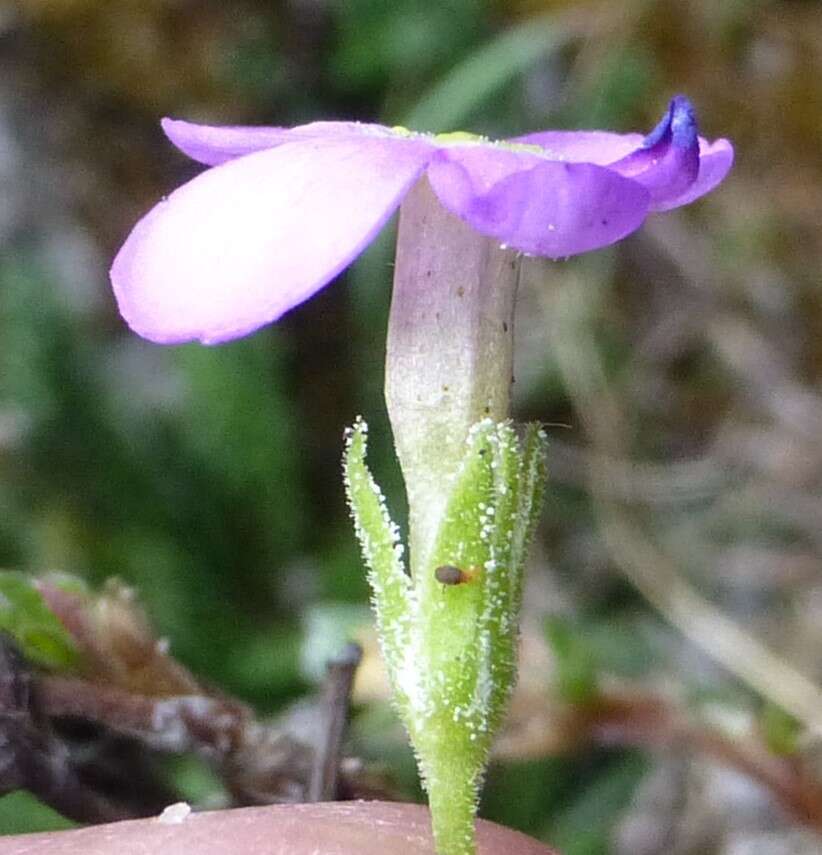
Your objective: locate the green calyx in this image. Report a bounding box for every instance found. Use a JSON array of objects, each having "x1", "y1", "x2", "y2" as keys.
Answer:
[{"x1": 344, "y1": 417, "x2": 547, "y2": 855}]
